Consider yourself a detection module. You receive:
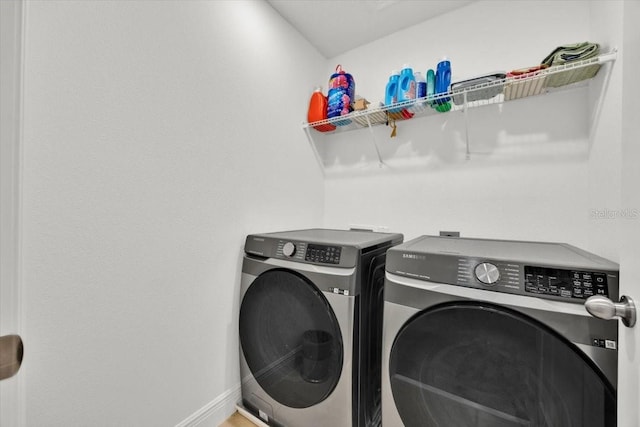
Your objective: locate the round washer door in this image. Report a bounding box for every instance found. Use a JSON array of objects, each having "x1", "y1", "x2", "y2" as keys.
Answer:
[
  {"x1": 240, "y1": 269, "x2": 343, "y2": 408},
  {"x1": 389, "y1": 302, "x2": 616, "y2": 427}
]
